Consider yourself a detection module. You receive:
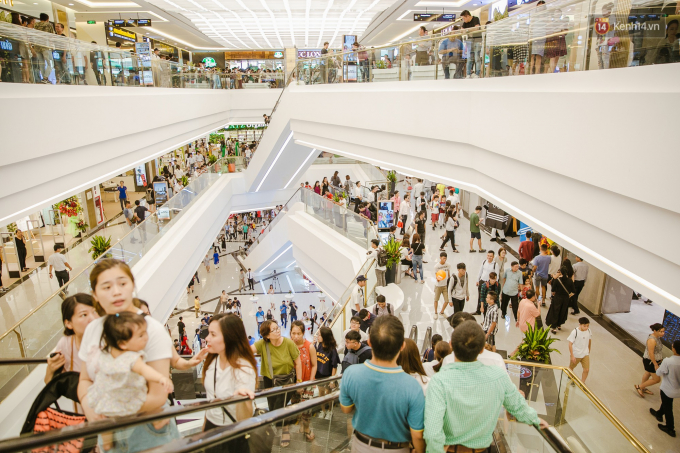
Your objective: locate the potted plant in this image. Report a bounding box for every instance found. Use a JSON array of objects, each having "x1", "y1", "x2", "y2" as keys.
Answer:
[
  {"x1": 372, "y1": 59, "x2": 399, "y2": 83},
  {"x1": 383, "y1": 237, "x2": 402, "y2": 284},
  {"x1": 180, "y1": 175, "x2": 189, "y2": 187},
  {"x1": 89, "y1": 235, "x2": 112, "y2": 260},
  {"x1": 510, "y1": 324, "x2": 560, "y2": 364},
  {"x1": 75, "y1": 219, "x2": 89, "y2": 237},
  {"x1": 386, "y1": 171, "x2": 397, "y2": 197}
]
